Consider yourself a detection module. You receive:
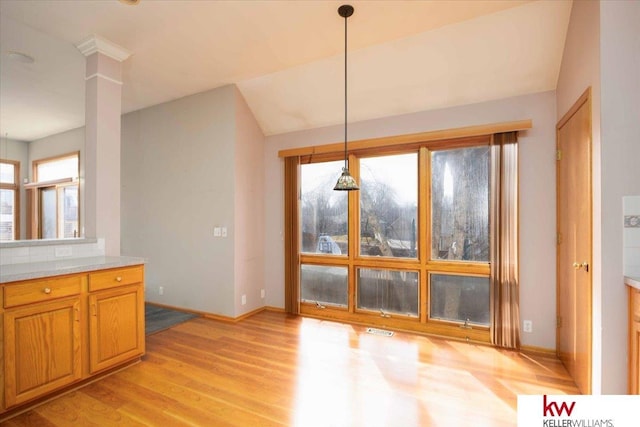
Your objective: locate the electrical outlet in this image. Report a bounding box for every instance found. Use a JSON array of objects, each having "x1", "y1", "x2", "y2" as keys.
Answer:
[
  {"x1": 523, "y1": 320, "x2": 533, "y2": 333},
  {"x1": 241, "y1": 294, "x2": 246, "y2": 305},
  {"x1": 260, "y1": 289, "x2": 265, "y2": 298},
  {"x1": 221, "y1": 227, "x2": 227, "y2": 237},
  {"x1": 214, "y1": 227, "x2": 221, "y2": 237},
  {"x1": 159, "y1": 286, "x2": 164, "y2": 296}
]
